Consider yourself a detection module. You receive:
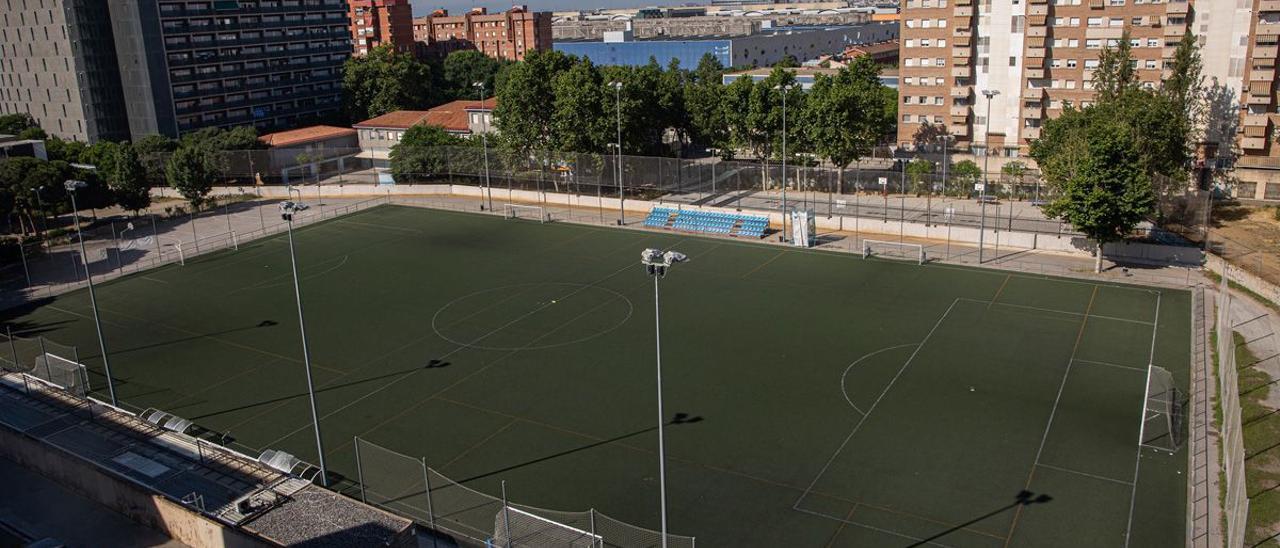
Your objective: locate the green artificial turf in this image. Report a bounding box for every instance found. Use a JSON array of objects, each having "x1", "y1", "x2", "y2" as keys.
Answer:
[{"x1": 1, "y1": 204, "x2": 1190, "y2": 547}]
